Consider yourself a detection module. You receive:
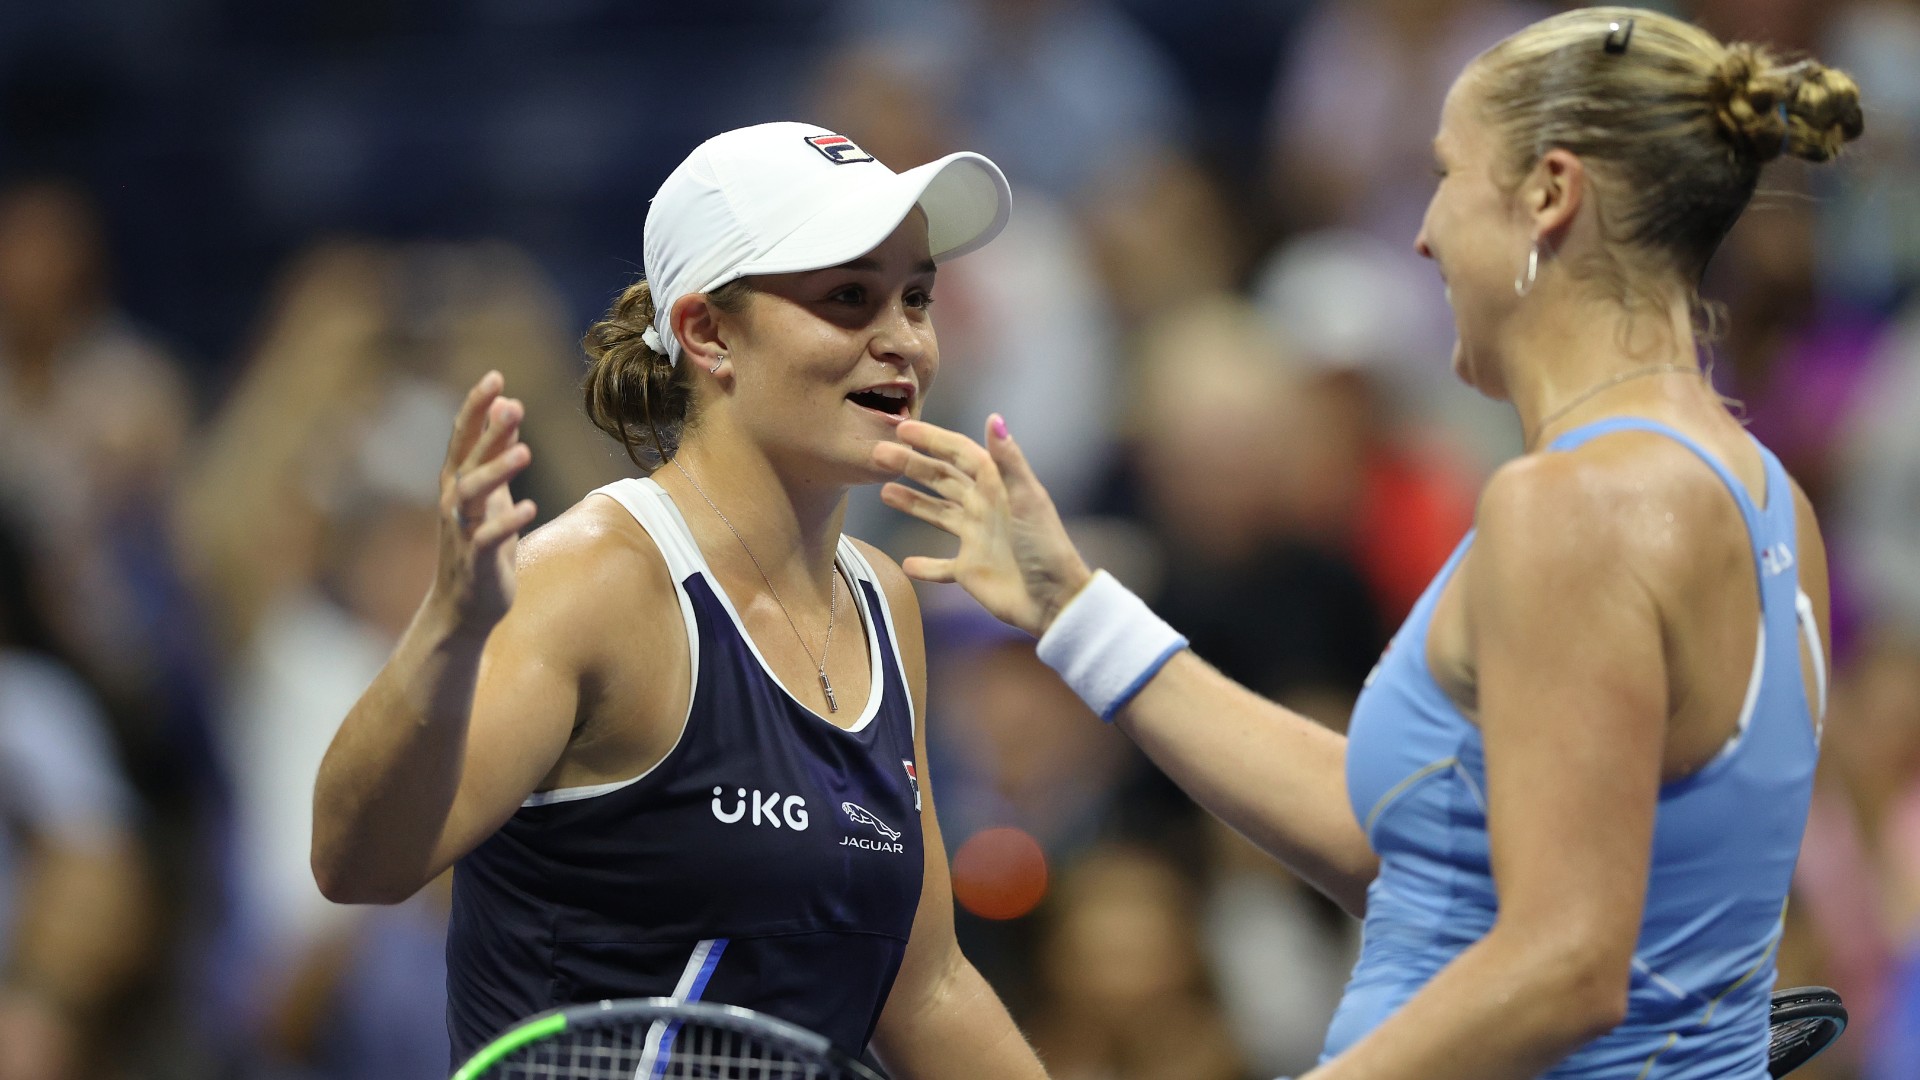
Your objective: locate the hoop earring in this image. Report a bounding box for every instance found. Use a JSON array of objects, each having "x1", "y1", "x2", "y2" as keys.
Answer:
[
  {"x1": 1514, "y1": 242, "x2": 1540, "y2": 298},
  {"x1": 709, "y1": 352, "x2": 726, "y2": 375}
]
